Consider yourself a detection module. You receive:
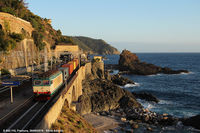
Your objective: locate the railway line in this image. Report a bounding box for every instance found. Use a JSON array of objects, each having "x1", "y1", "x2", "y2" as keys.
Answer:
[
  {"x1": 7, "y1": 101, "x2": 48, "y2": 130},
  {"x1": 0, "y1": 57, "x2": 82, "y2": 133},
  {"x1": 0, "y1": 86, "x2": 10, "y2": 93},
  {"x1": 0, "y1": 66, "x2": 79, "y2": 132}
]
